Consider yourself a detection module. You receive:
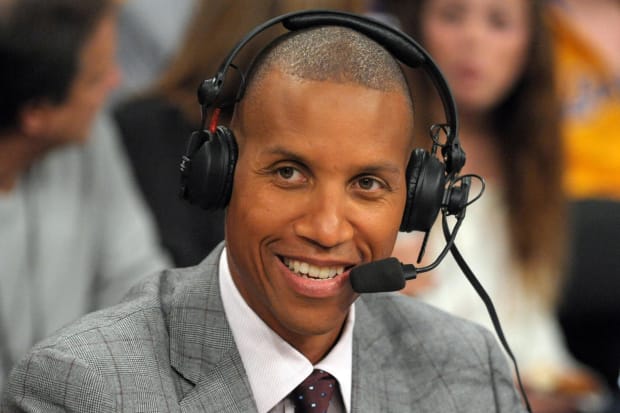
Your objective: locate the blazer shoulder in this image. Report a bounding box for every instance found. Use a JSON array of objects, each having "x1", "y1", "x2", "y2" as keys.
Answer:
[
  {"x1": 355, "y1": 294, "x2": 526, "y2": 411},
  {"x1": 3, "y1": 245, "x2": 227, "y2": 412},
  {"x1": 3, "y1": 266, "x2": 191, "y2": 412},
  {"x1": 21, "y1": 267, "x2": 174, "y2": 363},
  {"x1": 358, "y1": 292, "x2": 505, "y2": 364}
]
